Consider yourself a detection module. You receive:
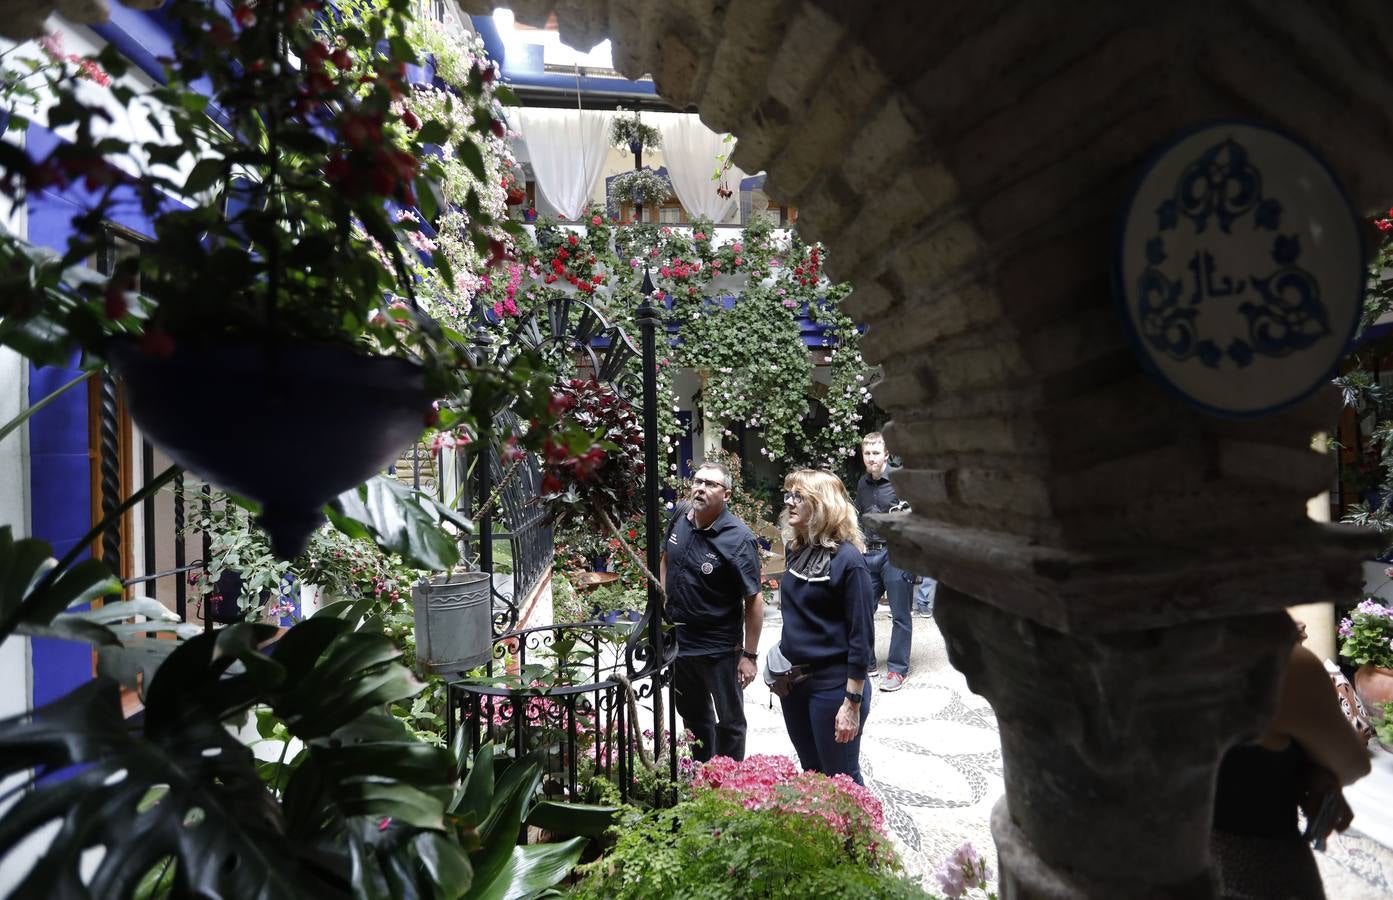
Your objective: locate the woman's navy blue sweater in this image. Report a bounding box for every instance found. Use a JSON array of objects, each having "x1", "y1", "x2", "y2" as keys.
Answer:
[{"x1": 778, "y1": 540, "x2": 874, "y2": 683}]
